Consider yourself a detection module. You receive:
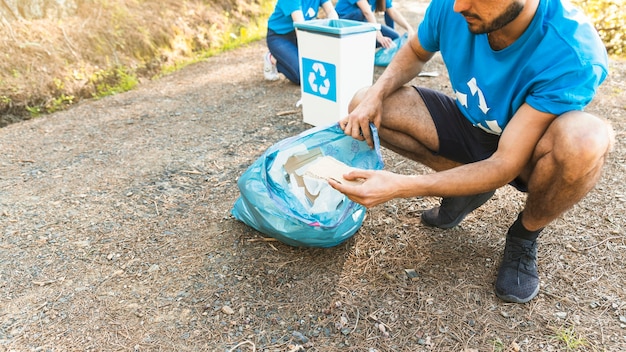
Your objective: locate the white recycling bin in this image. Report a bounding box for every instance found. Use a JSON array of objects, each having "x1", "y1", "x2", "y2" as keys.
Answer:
[{"x1": 295, "y1": 19, "x2": 379, "y2": 126}]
